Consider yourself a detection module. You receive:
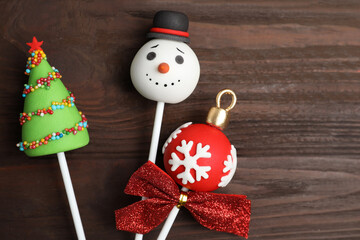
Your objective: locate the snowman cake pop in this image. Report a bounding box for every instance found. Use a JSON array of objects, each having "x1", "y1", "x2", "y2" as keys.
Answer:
[
  {"x1": 126, "y1": 11, "x2": 201, "y2": 240},
  {"x1": 131, "y1": 10, "x2": 200, "y2": 104},
  {"x1": 129, "y1": 11, "x2": 201, "y2": 165}
]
